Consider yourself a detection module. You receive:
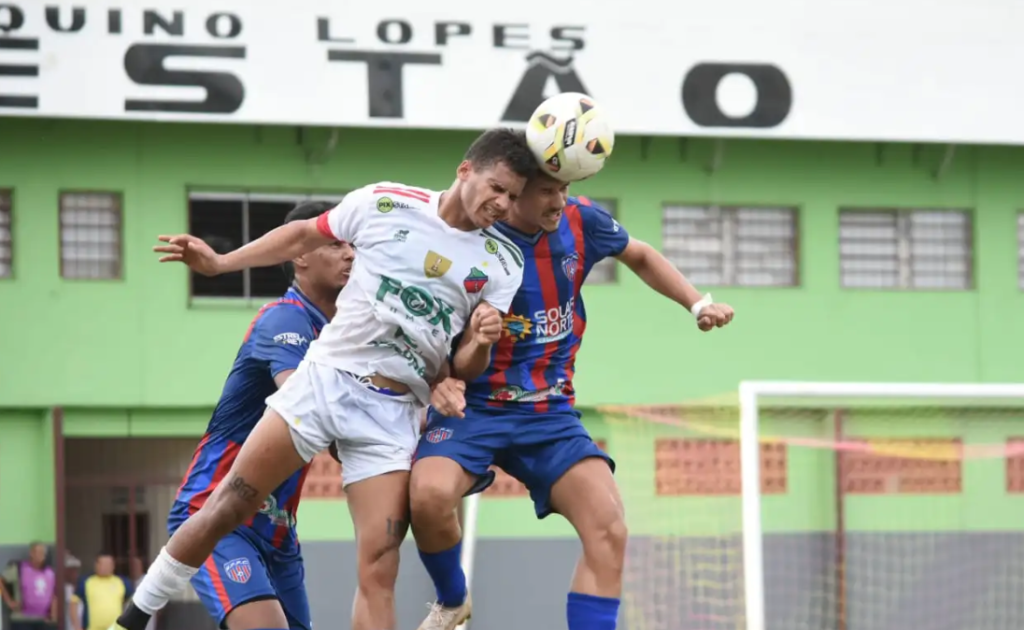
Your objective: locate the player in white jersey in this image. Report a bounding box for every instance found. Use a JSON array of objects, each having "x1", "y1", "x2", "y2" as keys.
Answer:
[{"x1": 114, "y1": 129, "x2": 535, "y2": 630}]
